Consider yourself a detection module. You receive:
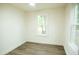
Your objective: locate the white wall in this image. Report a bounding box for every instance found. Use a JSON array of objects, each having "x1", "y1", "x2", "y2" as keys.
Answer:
[
  {"x1": 0, "y1": 4, "x2": 74, "y2": 55},
  {"x1": 64, "y1": 4, "x2": 78, "y2": 55},
  {"x1": 0, "y1": 4, "x2": 26, "y2": 54},
  {"x1": 24, "y1": 7, "x2": 65, "y2": 46}
]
